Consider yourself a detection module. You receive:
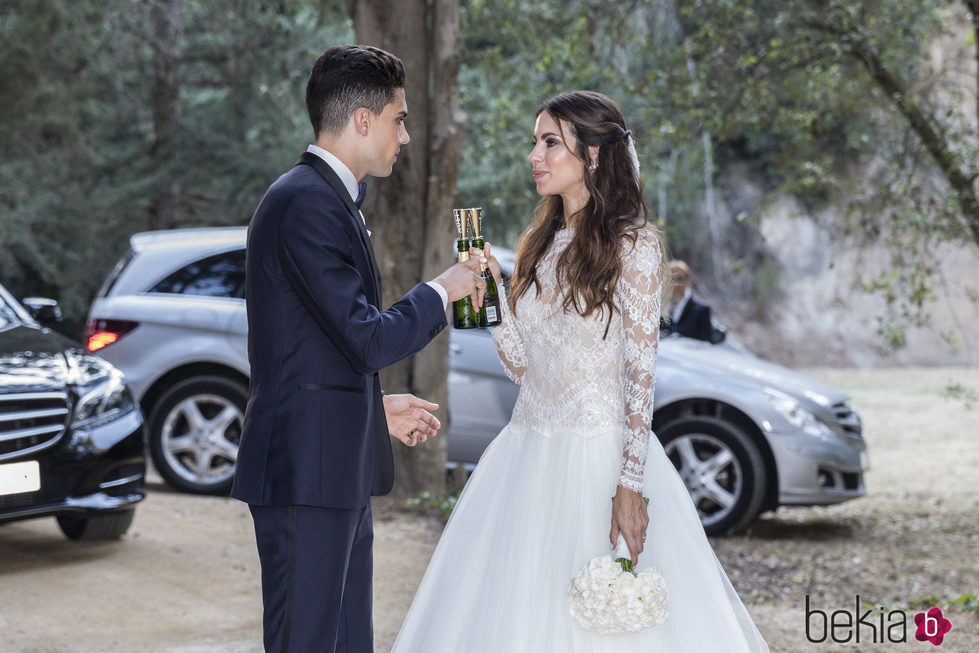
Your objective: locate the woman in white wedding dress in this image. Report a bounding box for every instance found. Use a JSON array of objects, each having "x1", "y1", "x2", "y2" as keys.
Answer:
[{"x1": 392, "y1": 91, "x2": 769, "y2": 652}]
